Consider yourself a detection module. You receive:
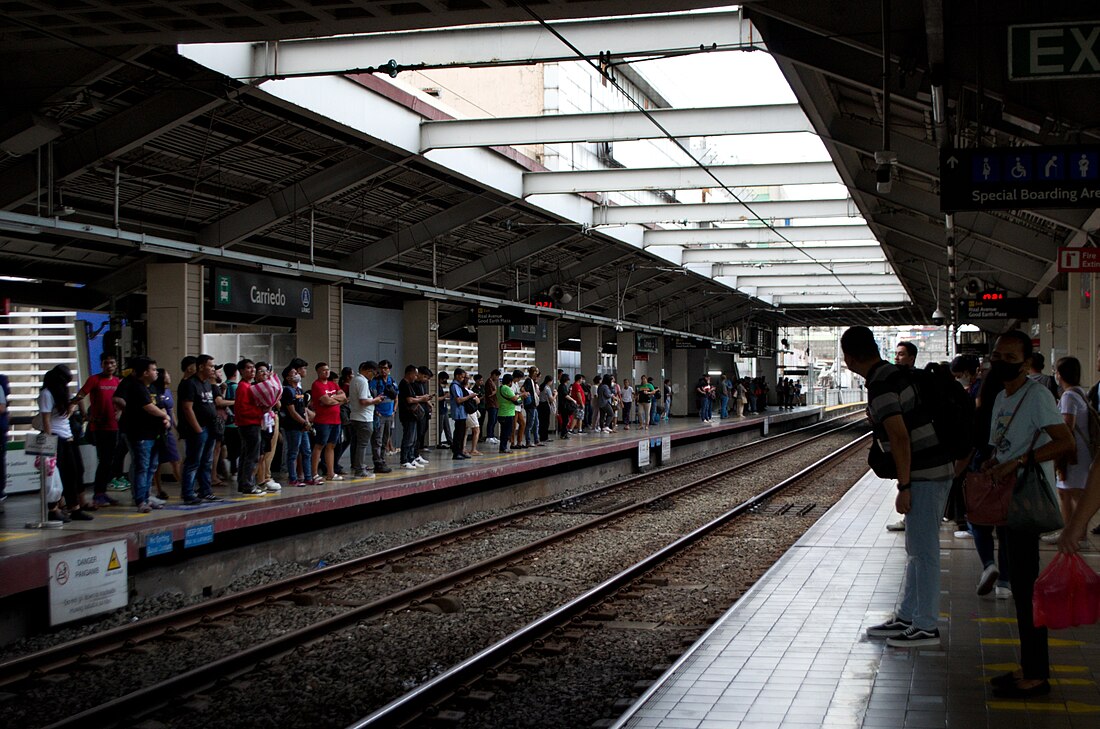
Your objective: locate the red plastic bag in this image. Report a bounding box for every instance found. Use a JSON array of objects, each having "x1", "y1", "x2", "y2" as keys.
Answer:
[{"x1": 1033, "y1": 552, "x2": 1100, "y2": 629}]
